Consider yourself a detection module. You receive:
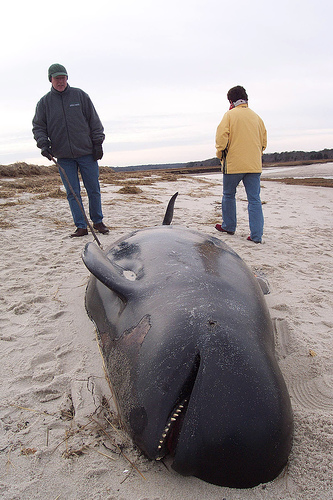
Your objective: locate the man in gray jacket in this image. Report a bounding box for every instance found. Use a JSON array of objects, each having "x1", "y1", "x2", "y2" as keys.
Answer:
[{"x1": 32, "y1": 63, "x2": 109, "y2": 237}]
